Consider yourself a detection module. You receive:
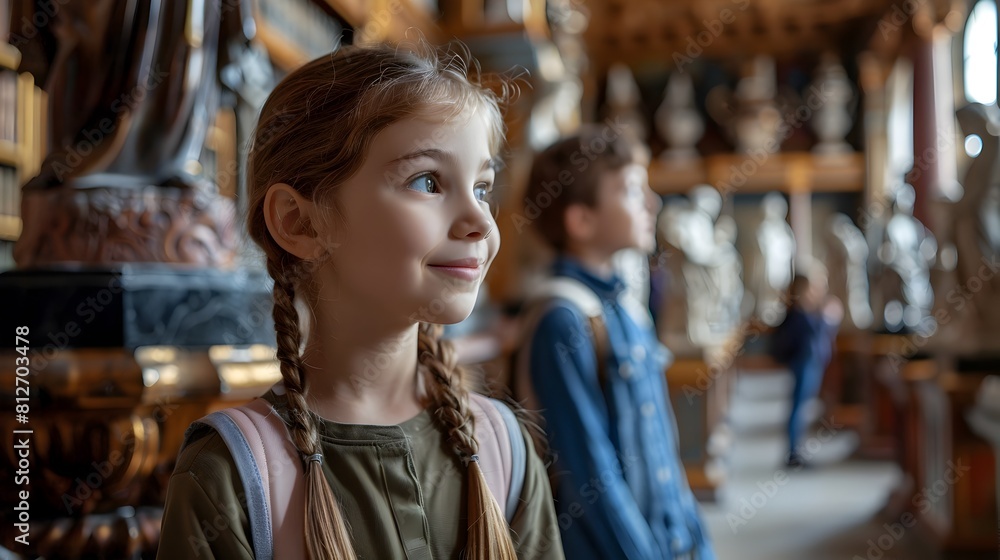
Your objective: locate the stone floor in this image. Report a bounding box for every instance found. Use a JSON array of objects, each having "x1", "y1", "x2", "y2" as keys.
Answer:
[{"x1": 696, "y1": 371, "x2": 997, "y2": 560}]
